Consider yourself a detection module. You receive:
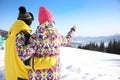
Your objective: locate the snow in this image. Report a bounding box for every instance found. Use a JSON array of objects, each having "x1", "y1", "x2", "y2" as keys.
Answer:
[
  {"x1": 0, "y1": 47, "x2": 120, "y2": 80},
  {"x1": 0, "y1": 50, "x2": 5, "y2": 80},
  {"x1": 60, "y1": 47, "x2": 120, "y2": 80}
]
